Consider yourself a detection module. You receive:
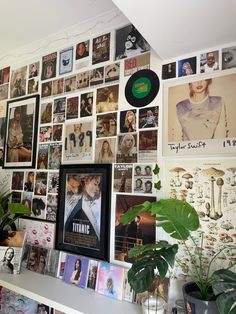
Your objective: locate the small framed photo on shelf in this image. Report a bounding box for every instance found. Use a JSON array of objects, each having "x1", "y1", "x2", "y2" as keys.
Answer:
[
  {"x1": 56, "y1": 164, "x2": 112, "y2": 261},
  {"x1": 3, "y1": 94, "x2": 39, "y2": 169}
]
